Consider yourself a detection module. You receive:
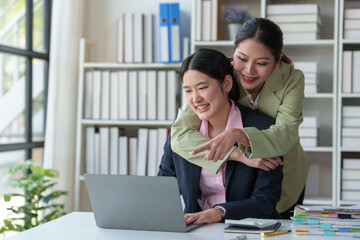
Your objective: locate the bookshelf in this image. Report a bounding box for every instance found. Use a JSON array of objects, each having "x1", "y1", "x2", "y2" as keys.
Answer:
[
  {"x1": 190, "y1": 0, "x2": 360, "y2": 207},
  {"x1": 74, "y1": 39, "x2": 182, "y2": 211}
]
